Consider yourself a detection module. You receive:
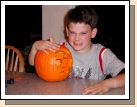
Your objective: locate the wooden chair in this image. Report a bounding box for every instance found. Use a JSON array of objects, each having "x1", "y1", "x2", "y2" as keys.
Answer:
[{"x1": 5, "y1": 45, "x2": 25, "y2": 72}]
